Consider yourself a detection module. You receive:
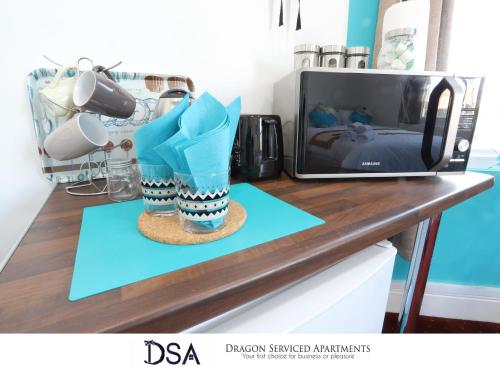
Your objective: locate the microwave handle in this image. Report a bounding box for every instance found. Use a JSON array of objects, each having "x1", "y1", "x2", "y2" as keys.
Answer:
[
  {"x1": 263, "y1": 117, "x2": 278, "y2": 160},
  {"x1": 421, "y1": 77, "x2": 464, "y2": 171}
]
